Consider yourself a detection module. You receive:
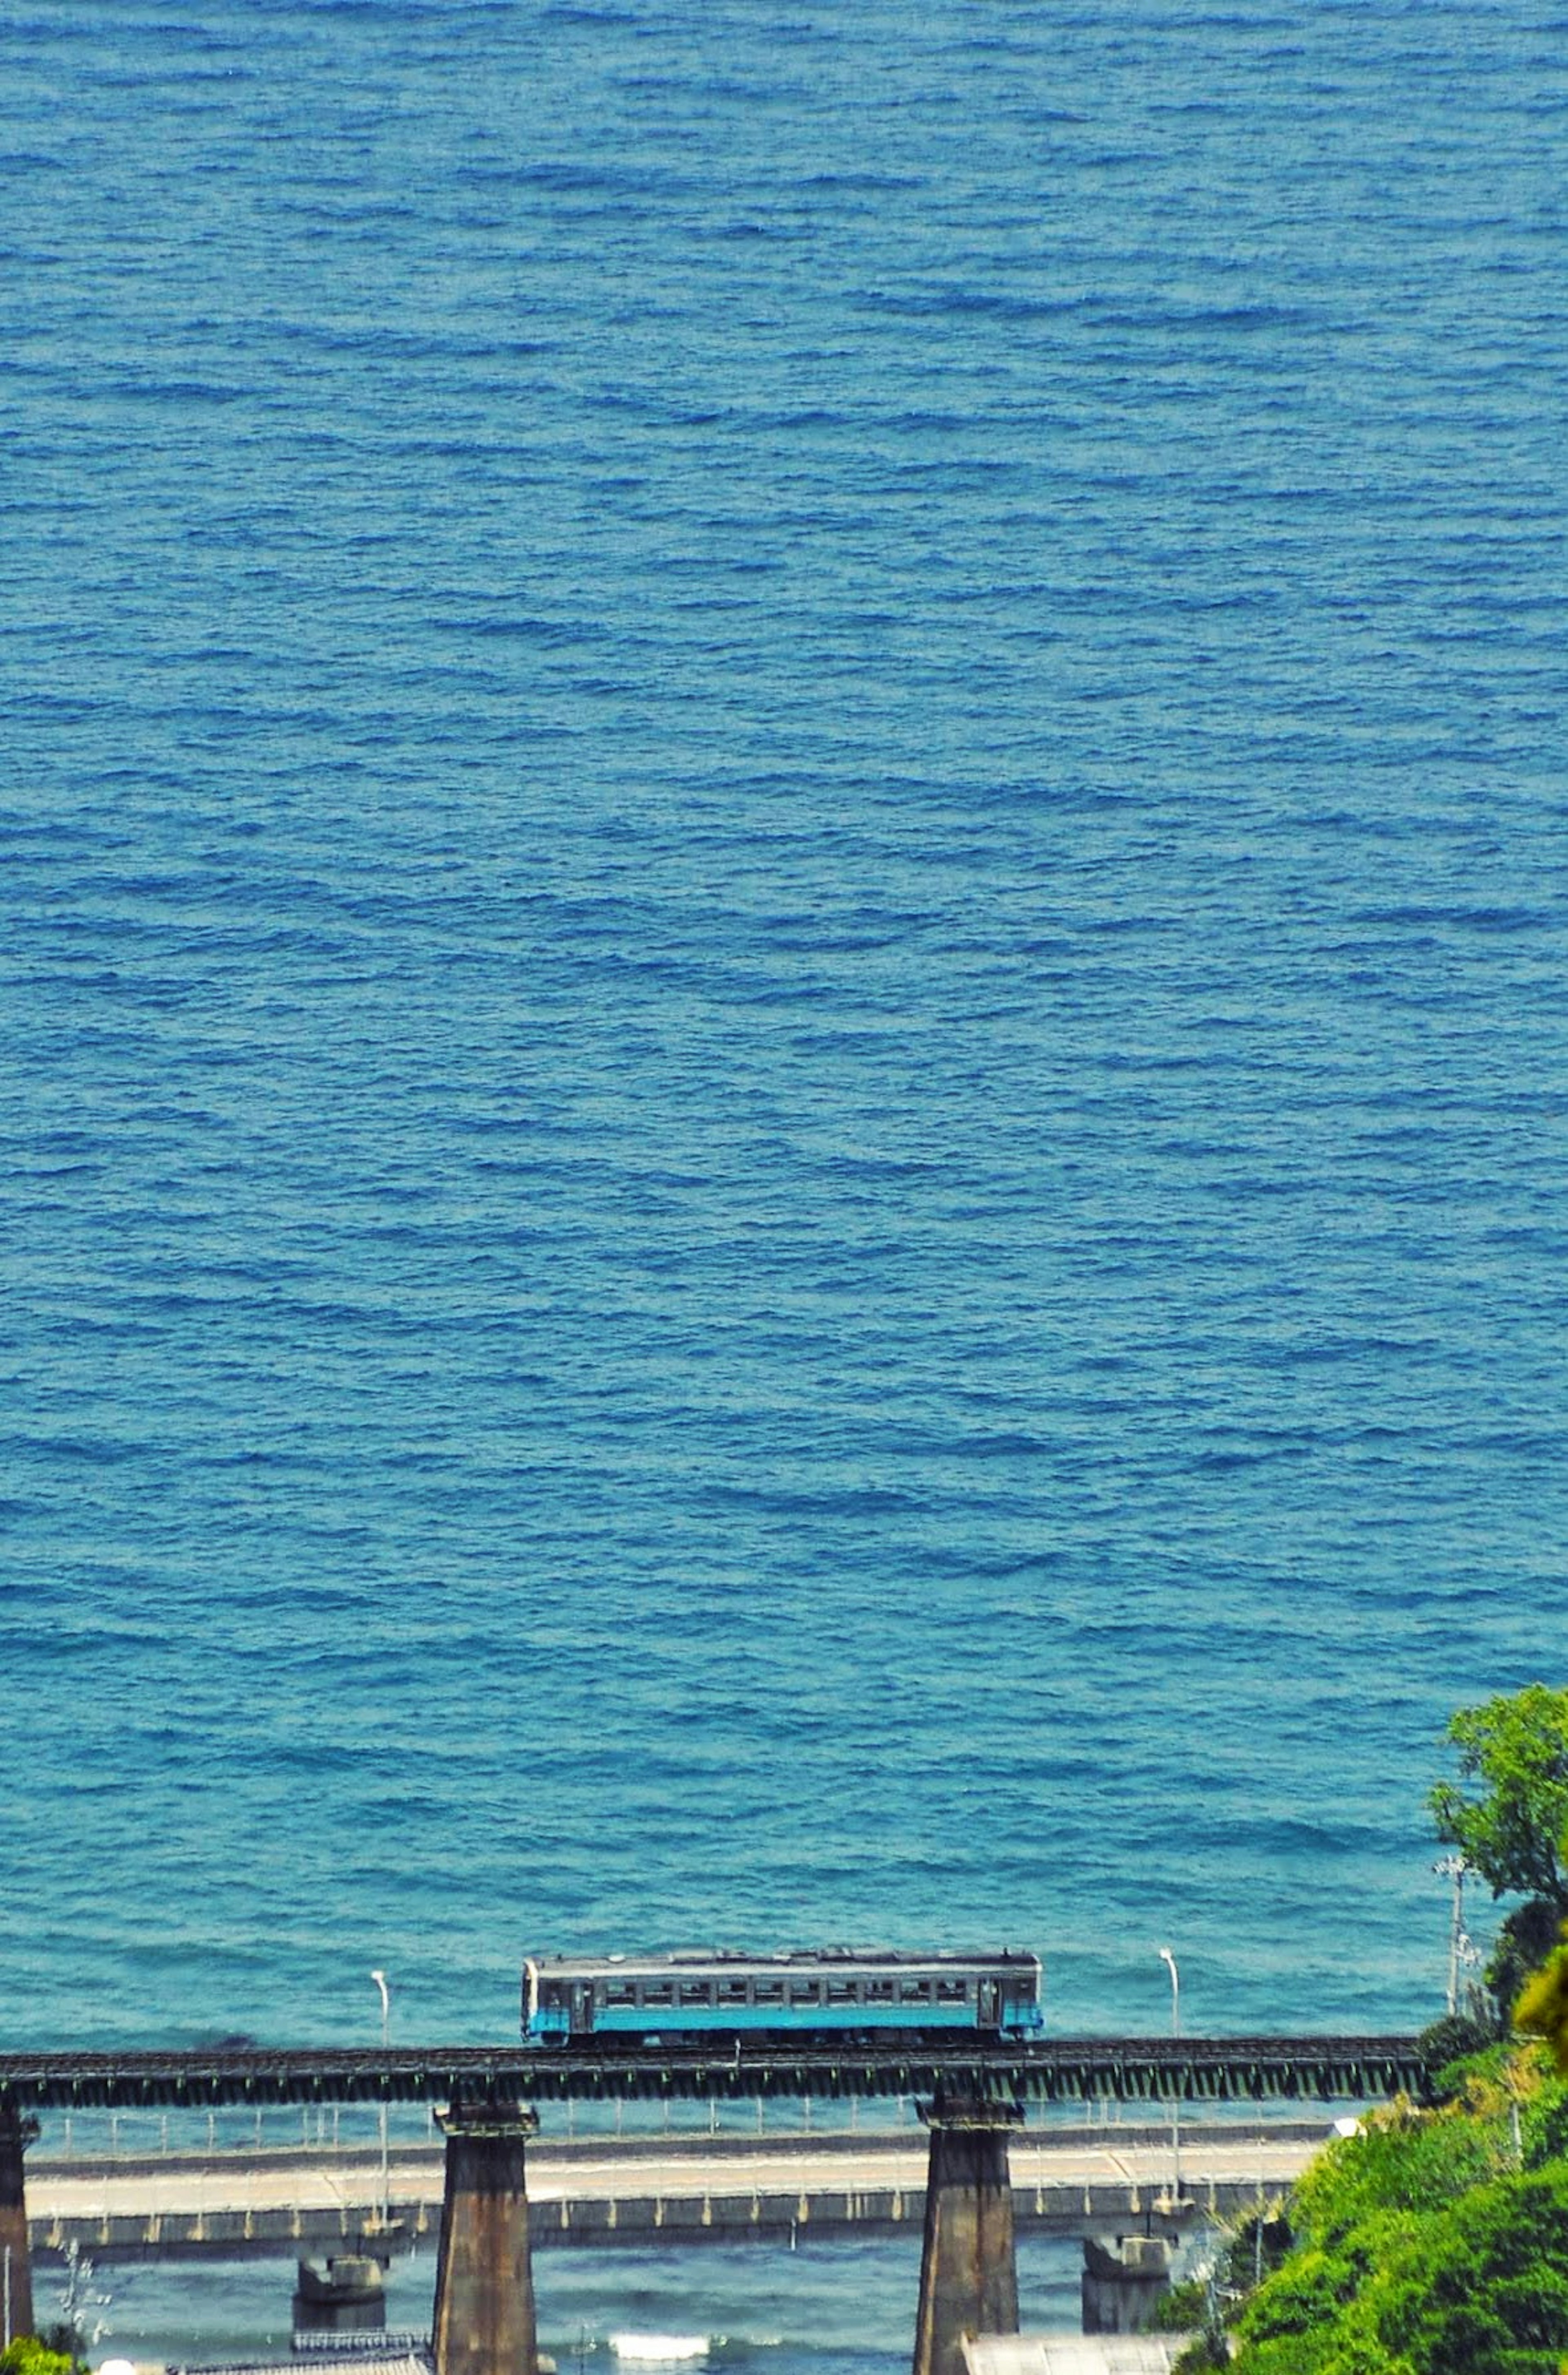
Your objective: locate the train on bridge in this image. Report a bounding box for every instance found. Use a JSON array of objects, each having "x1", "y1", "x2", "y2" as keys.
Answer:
[{"x1": 521, "y1": 1948, "x2": 1046, "y2": 2046}]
